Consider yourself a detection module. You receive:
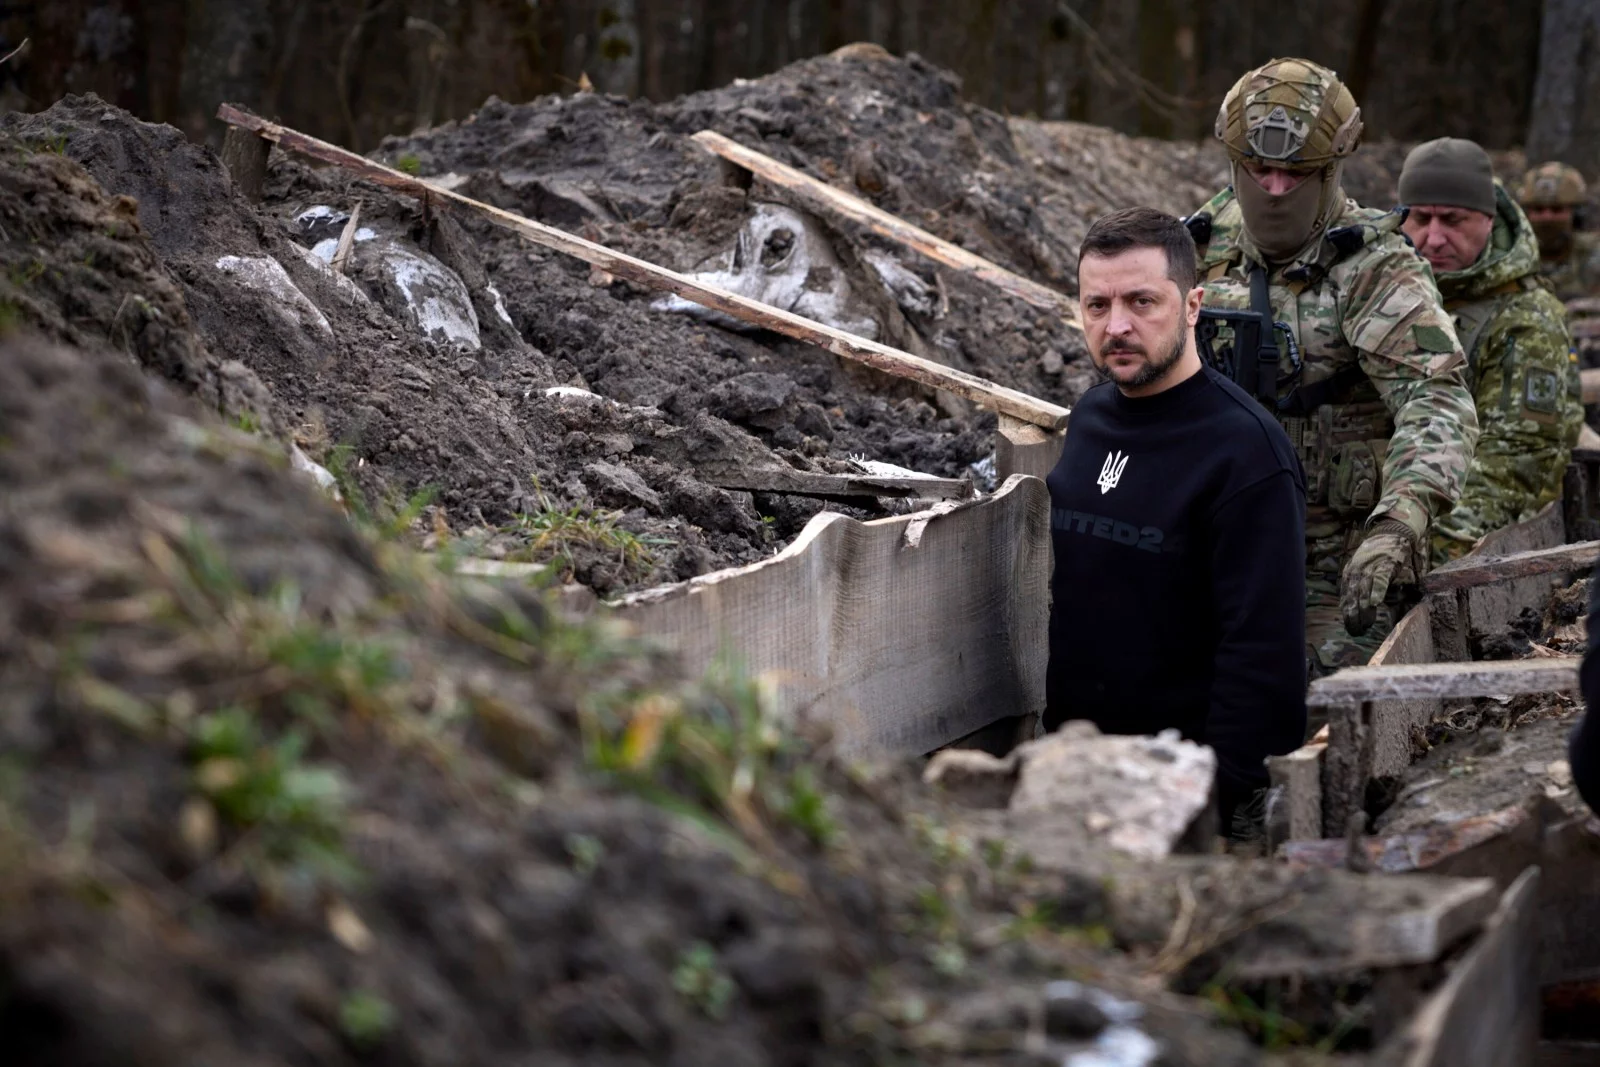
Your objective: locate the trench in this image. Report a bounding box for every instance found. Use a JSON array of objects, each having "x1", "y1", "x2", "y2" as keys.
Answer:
[{"x1": 1267, "y1": 453, "x2": 1600, "y2": 1065}]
